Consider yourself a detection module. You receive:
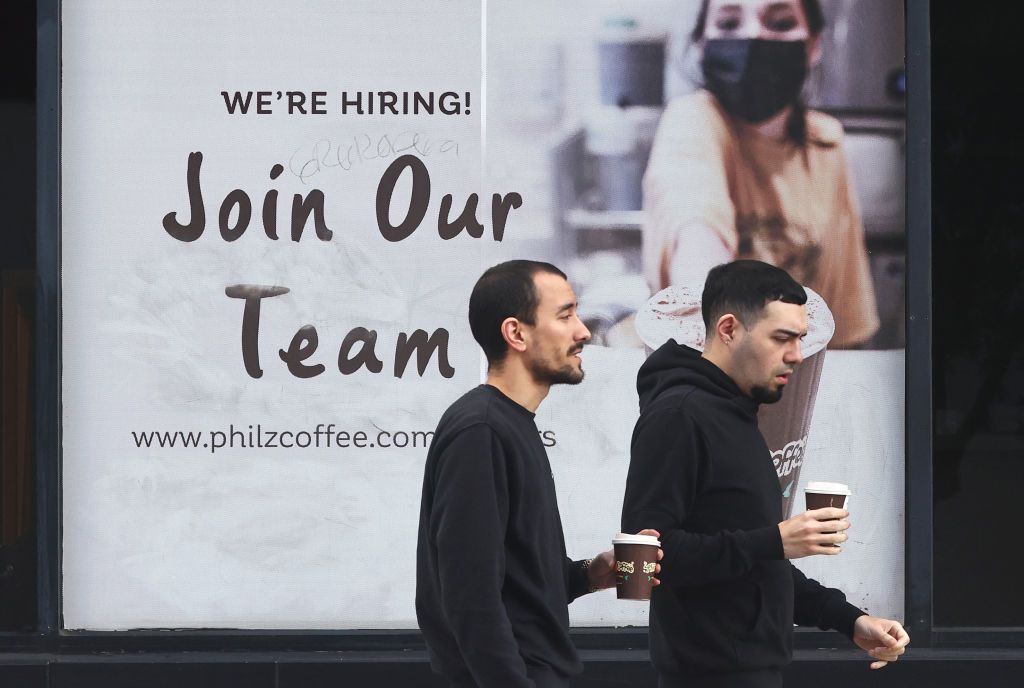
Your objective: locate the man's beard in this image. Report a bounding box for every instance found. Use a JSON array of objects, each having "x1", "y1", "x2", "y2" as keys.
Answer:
[
  {"x1": 528, "y1": 349, "x2": 585, "y2": 386},
  {"x1": 750, "y1": 383, "x2": 784, "y2": 404}
]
